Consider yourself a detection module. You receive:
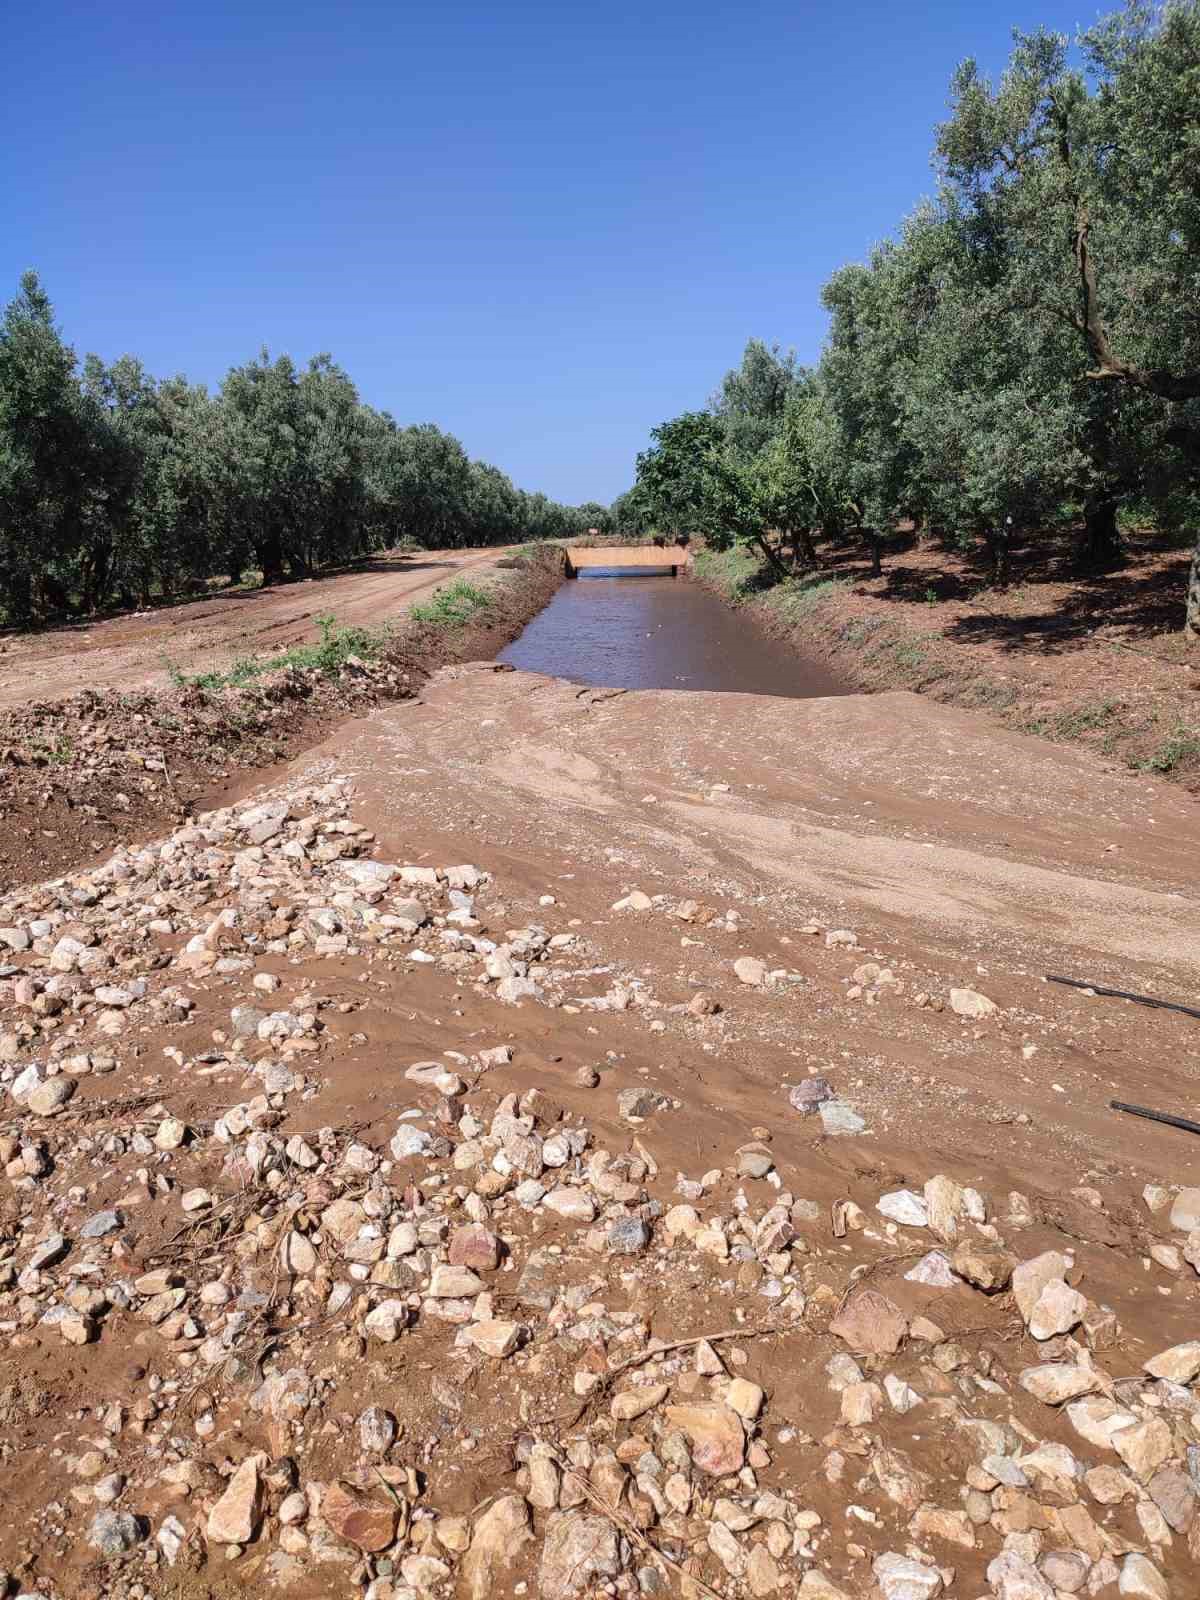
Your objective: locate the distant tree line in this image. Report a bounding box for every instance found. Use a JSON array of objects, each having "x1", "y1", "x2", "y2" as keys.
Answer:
[
  {"x1": 0, "y1": 272, "x2": 609, "y2": 624},
  {"x1": 624, "y1": 1, "x2": 1200, "y2": 634}
]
